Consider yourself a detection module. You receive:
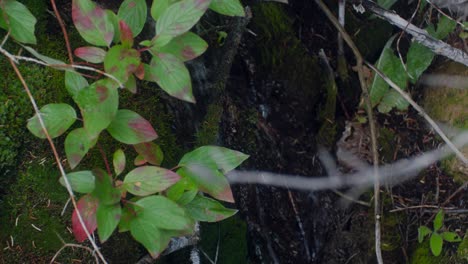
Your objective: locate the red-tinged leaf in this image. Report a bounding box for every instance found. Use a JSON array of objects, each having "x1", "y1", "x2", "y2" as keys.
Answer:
[
  {"x1": 209, "y1": 0, "x2": 245, "y2": 17},
  {"x1": 107, "y1": 109, "x2": 158, "y2": 144},
  {"x1": 72, "y1": 0, "x2": 114, "y2": 46},
  {"x1": 134, "y1": 63, "x2": 145, "y2": 80},
  {"x1": 177, "y1": 164, "x2": 234, "y2": 203},
  {"x1": 156, "y1": 0, "x2": 211, "y2": 39},
  {"x1": 113, "y1": 149, "x2": 126, "y2": 176},
  {"x1": 155, "y1": 32, "x2": 207, "y2": 62},
  {"x1": 104, "y1": 45, "x2": 141, "y2": 84},
  {"x1": 134, "y1": 154, "x2": 147, "y2": 166},
  {"x1": 72, "y1": 194, "x2": 98, "y2": 243},
  {"x1": 185, "y1": 195, "x2": 237, "y2": 222},
  {"x1": 145, "y1": 53, "x2": 195, "y2": 103},
  {"x1": 118, "y1": 0, "x2": 147, "y2": 37},
  {"x1": 107, "y1": 10, "x2": 121, "y2": 44},
  {"x1": 123, "y1": 166, "x2": 180, "y2": 196},
  {"x1": 119, "y1": 20, "x2": 134, "y2": 48},
  {"x1": 65, "y1": 127, "x2": 97, "y2": 169},
  {"x1": 134, "y1": 142, "x2": 164, "y2": 166},
  {"x1": 118, "y1": 204, "x2": 134, "y2": 232},
  {"x1": 97, "y1": 203, "x2": 121, "y2": 242},
  {"x1": 27, "y1": 103, "x2": 77, "y2": 139},
  {"x1": 74, "y1": 46, "x2": 107, "y2": 63},
  {"x1": 74, "y1": 79, "x2": 119, "y2": 139}
]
